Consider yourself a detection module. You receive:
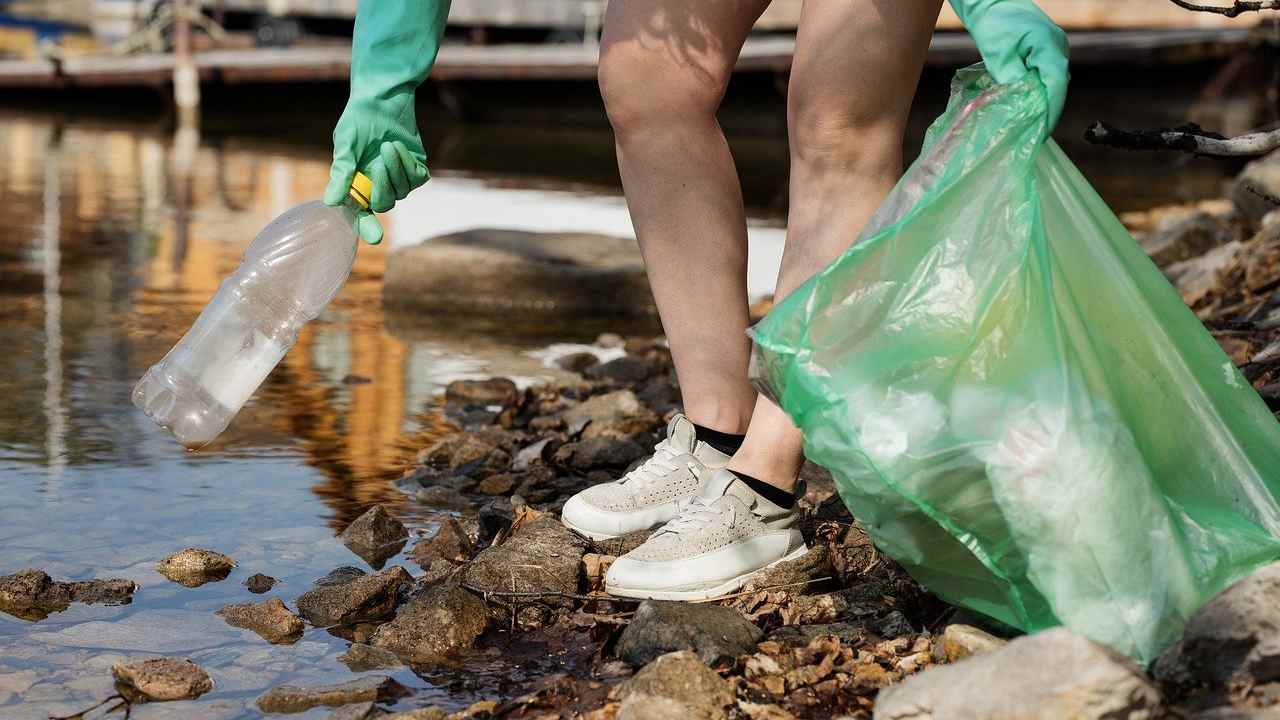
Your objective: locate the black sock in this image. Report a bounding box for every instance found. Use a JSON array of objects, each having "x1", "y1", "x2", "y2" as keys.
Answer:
[
  {"x1": 727, "y1": 469, "x2": 797, "y2": 509},
  {"x1": 692, "y1": 423, "x2": 746, "y2": 456}
]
